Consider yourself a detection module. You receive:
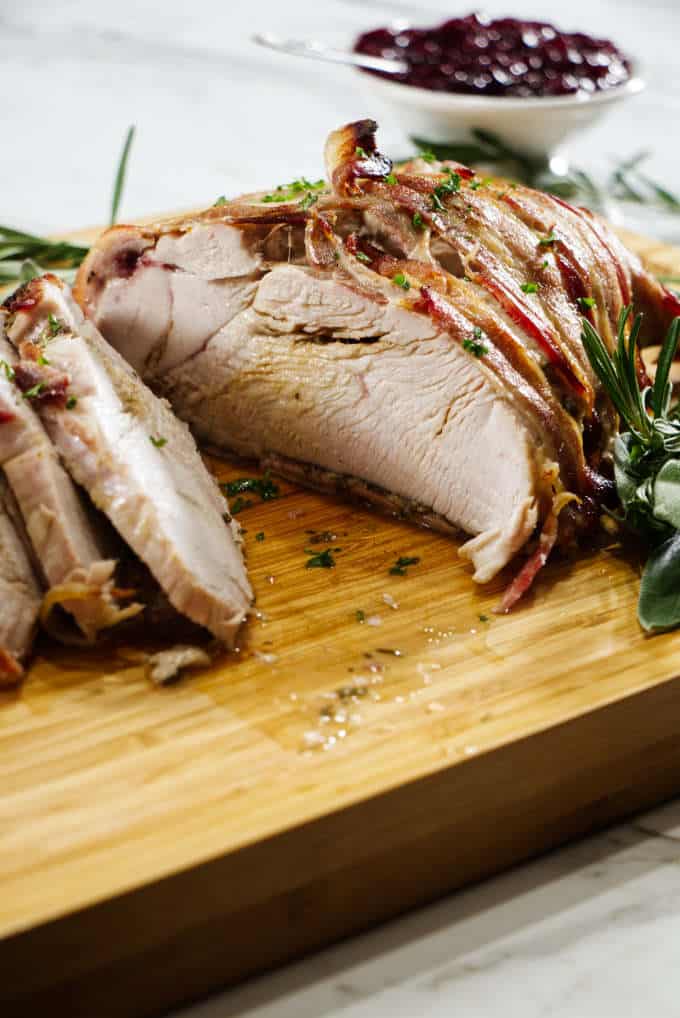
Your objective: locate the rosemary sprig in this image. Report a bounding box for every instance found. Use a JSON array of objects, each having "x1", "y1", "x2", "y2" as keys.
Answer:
[
  {"x1": 582, "y1": 308, "x2": 680, "y2": 631},
  {"x1": 110, "y1": 125, "x2": 136, "y2": 226},
  {"x1": 410, "y1": 131, "x2": 678, "y2": 216},
  {"x1": 0, "y1": 124, "x2": 136, "y2": 288}
]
